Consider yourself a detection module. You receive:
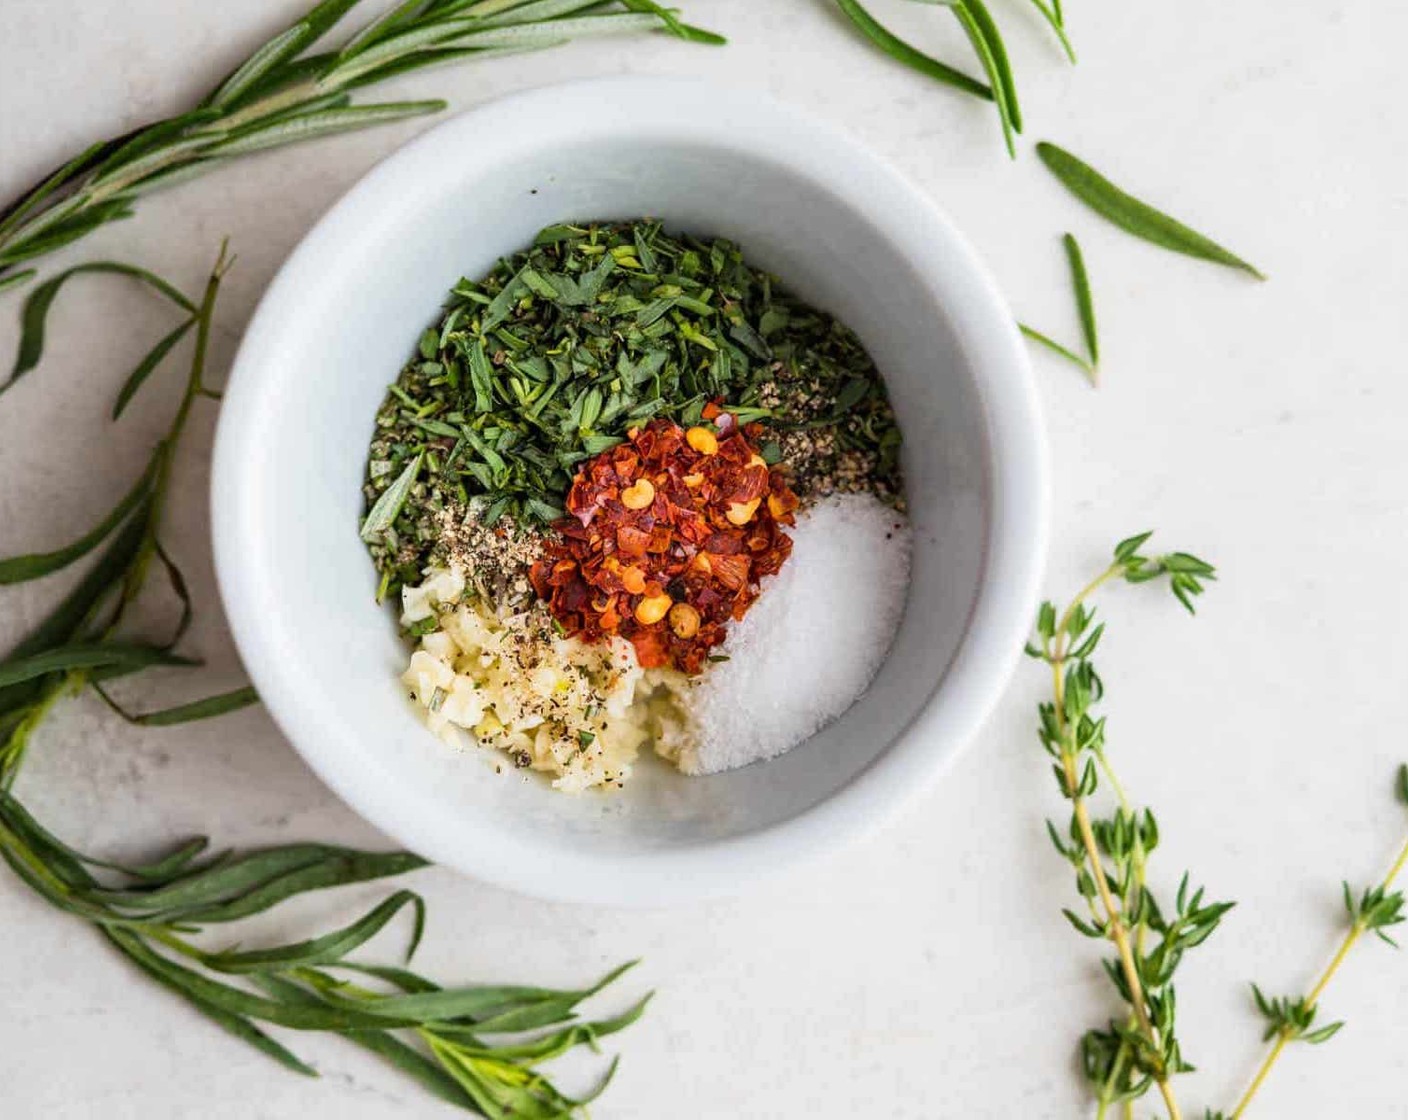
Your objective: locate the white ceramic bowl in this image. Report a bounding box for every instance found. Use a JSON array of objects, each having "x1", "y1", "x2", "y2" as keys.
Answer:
[{"x1": 212, "y1": 76, "x2": 1048, "y2": 907}]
